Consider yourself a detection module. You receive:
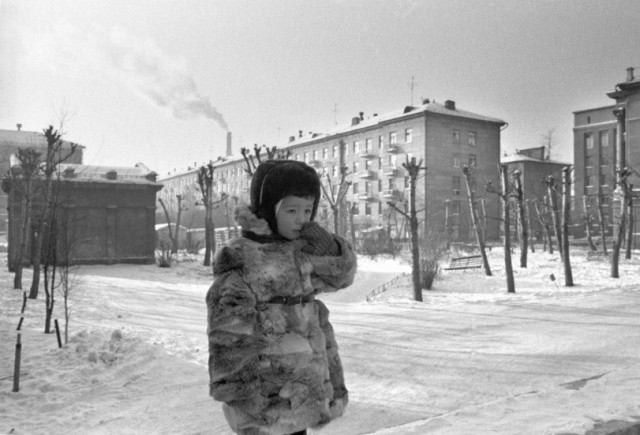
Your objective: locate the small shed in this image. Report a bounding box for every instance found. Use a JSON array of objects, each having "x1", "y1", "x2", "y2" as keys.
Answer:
[{"x1": 4, "y1": 163, "x2": 162, "y2": 267}]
